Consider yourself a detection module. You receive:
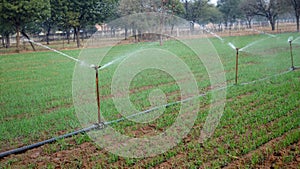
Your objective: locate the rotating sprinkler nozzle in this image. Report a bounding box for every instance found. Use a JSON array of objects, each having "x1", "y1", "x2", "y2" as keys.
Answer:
[
  {"x1": 235, "y1": 48, "x2": 240, "y2": 85},
  {"x1": 288, "y1": 38, "x2": 295, "y2": 70}
]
